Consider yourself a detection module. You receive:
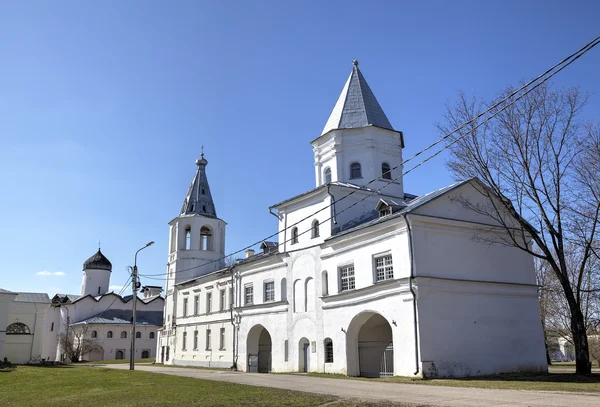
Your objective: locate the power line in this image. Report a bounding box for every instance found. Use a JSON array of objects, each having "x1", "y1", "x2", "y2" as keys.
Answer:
[{"x1": 140, "y1": 34, "x2": 600, "y2": 279}]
